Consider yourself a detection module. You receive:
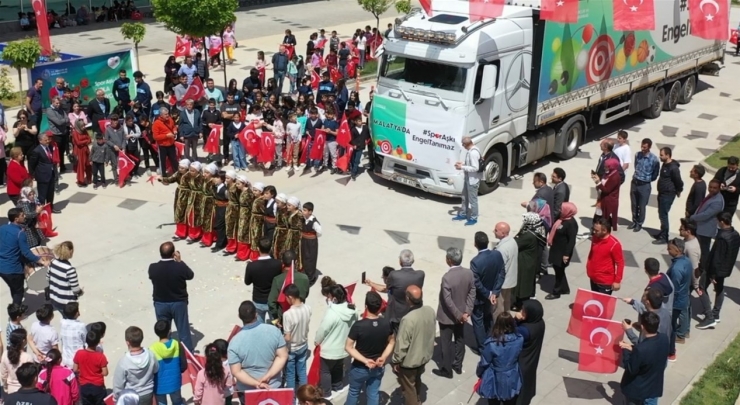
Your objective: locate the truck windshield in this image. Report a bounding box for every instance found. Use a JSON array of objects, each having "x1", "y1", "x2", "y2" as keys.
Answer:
[{"x1": 379, "y1": 54, "x2": 466, "y2": 92}]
